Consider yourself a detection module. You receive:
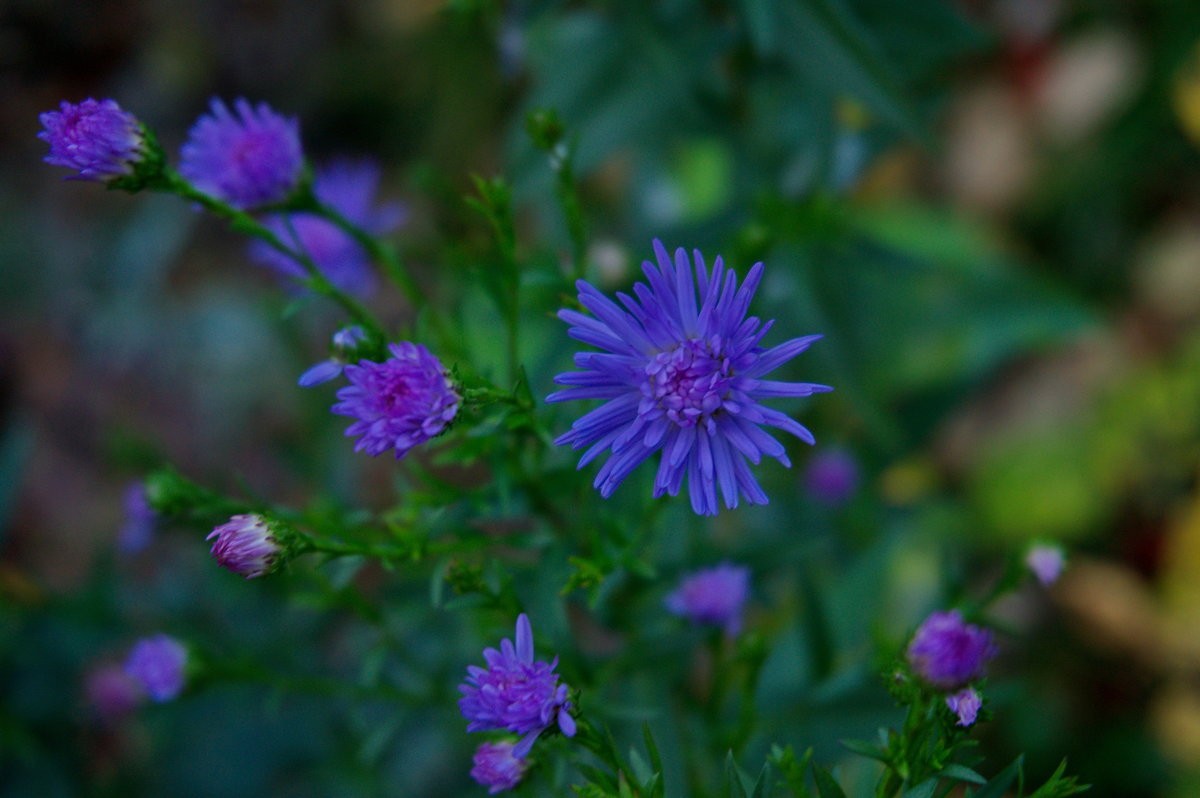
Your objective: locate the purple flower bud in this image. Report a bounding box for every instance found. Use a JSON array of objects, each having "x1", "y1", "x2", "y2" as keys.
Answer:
[
  {"x1": 1026, "y1": 544, "x2": 1065, "y2": 586},
  {"x1": 206, "y1": 514, "x2": 284, "y2": 579},
  {"x1": 906, "y1": 610, "x2": 997, "y2": 690},
  {"x1": 665, "y1": 562, "x2": 750, "y2": 636},
  {"x1": 38, "y1": 98, "x2": 146, "y2": 182},
  {"x1": 85, "y1": 663, "x2": 143, "y2": 721},
  {"x1": 124, "y1": 634, "x2": 188, "y2": 702},
  {"x1": 459, "y1": 614, "x2": 576, "y2": 758},
  {"x1": 332, "y1": 325, "x2": 368, "y2": 351},
  {"x1": 470, "y1": 740, "x2": 530, "y2": 794},
  {"x1": 804, "y1": 447, "x2": 859, "y2": 506},
  {"x1": 117, "y1": 481, "x2": 156, "y2": 554},
  {"x1": 333, "y1": 341, "x2": 459, "y2": 459},
  {"x1": 946, "y1": 687, "x2": 983, "y2": 727},
  {"x1": 180, "y1": 98, "x2": 303, "y2": 210}
]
